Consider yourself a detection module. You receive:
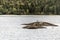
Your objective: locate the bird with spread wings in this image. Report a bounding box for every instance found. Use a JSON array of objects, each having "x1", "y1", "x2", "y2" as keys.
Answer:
[{"x1": 22, "y1": 21, "x2": 58, "y2": 29}]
